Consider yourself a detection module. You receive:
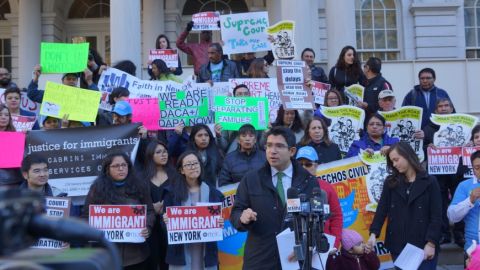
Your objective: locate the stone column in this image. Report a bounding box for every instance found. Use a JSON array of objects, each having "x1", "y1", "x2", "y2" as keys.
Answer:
[
  {"x1": 325, "y1": 0, "x2": 356, "y2": 68},
  {"x1": 18, "y1": 0, "x2": 42, "y2": 86},
  {"x1": 142, "y1": 0, "x2": 164, "y2": 68}
]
